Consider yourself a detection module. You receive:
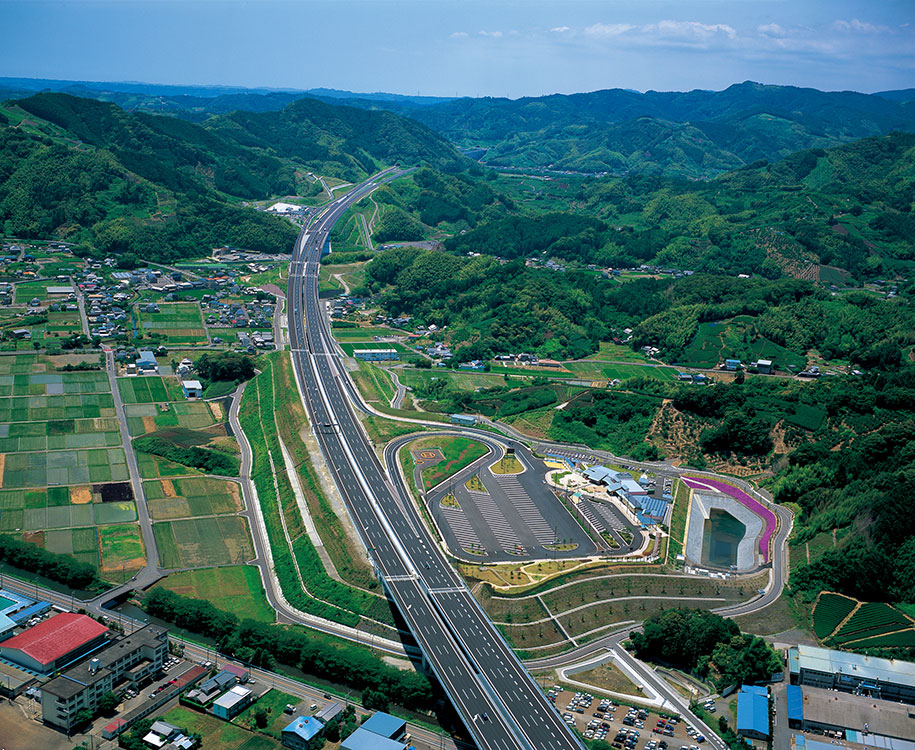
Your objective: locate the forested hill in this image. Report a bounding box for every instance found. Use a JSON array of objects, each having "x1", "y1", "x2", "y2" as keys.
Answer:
[
  {"x1": 205, "y1": 97, "x2": 469, "y2": 179},
  {"x1": 0, "y1": 91, "x2": 467, "y2": 261},
  {"x1": 406, "y1": 82, "x2": 915, "y2": 177},
  {"x1": 435, "y1": 132, "x2": 915, "y2": 281}
]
